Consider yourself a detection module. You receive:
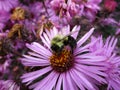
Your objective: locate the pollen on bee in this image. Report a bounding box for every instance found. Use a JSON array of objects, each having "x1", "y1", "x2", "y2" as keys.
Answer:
[{"x1": 49, "y1": 49, "x2": 74, "y2": 73}]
